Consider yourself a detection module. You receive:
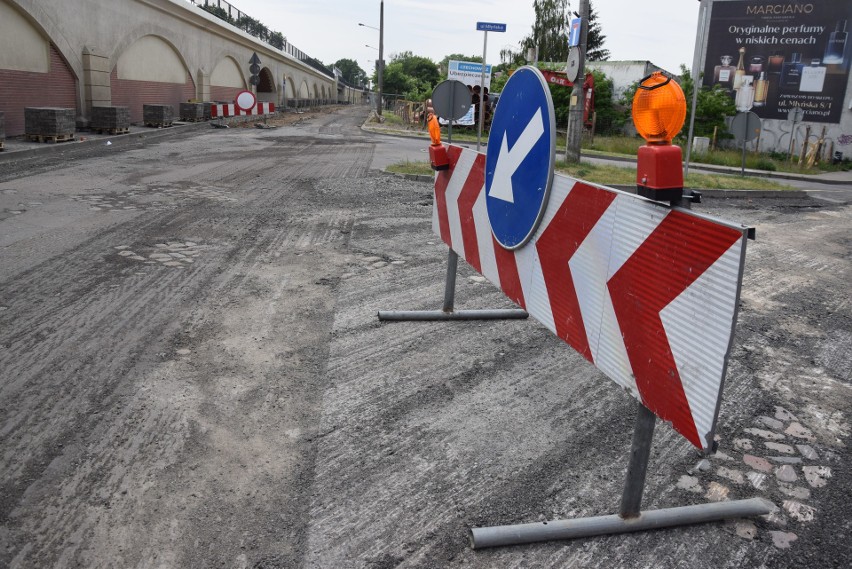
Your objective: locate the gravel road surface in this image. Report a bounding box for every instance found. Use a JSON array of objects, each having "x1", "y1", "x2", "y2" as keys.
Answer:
[{"x1": 0, "y1": 106, "x2": 849, "y2": 568}]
